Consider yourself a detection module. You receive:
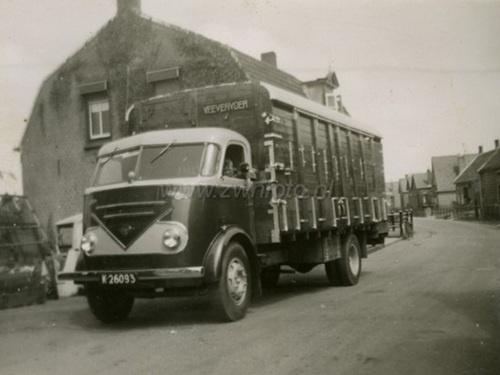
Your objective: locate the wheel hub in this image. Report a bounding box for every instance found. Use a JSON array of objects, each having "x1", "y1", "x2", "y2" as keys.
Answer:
[
  {"x1": 348, "y1": 244, "x2": 360, "y2": 276},
  {"x1": 227, "y1": 259, "x2": 248, "y2": 305}
]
